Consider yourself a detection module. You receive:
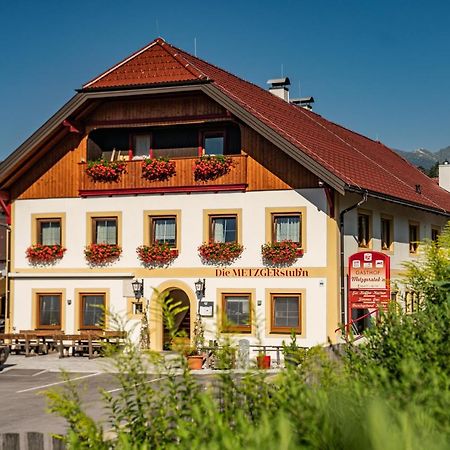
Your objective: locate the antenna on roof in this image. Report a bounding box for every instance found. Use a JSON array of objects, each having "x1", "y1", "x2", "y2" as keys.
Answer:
[{"x1": 194, "y1": 37, "x2": 197, "y2": 56}]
